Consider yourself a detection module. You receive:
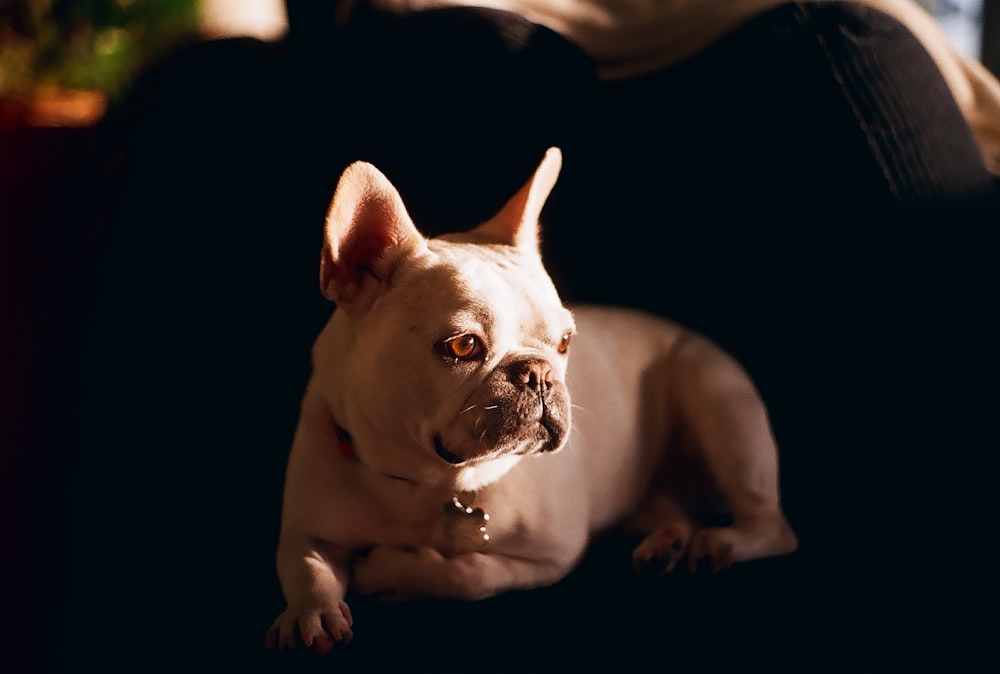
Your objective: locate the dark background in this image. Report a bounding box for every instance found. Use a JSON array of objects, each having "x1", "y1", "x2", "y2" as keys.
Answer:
[{"x1": 4, "y1": 2, "x2": 999, "y2": 671}]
